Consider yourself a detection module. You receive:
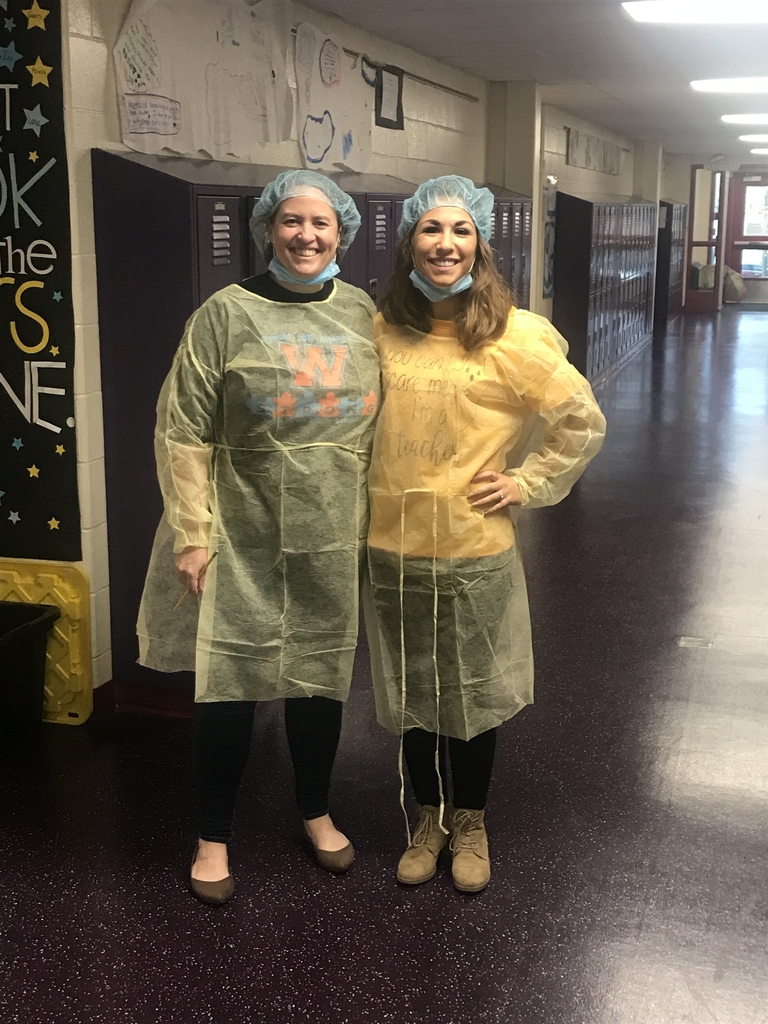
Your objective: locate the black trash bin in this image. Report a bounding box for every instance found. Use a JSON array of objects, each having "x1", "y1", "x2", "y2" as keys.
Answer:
[{"x1": 0, "y1": 601, "x2": 62, "y2": 731}]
